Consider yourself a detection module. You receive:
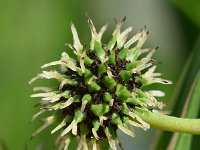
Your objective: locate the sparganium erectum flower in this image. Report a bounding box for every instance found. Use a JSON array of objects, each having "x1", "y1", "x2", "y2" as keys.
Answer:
[{"x1": 29, "y1": 17, "x2": 172, "y2": 150}]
